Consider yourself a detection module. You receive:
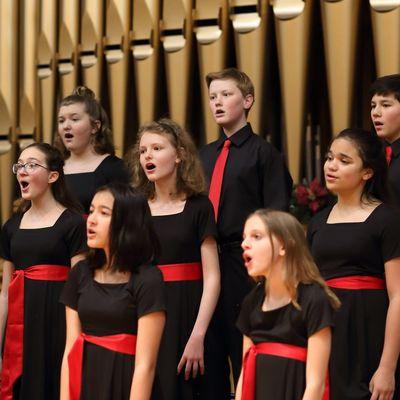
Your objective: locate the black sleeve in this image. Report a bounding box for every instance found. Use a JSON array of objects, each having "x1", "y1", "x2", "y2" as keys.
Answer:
[
  {"x1": 64, "y1": 212, "x2": 88, "y2": 257},
  {"x1": 195, "y1": 196, "x2": 217, "y2": 242},
  {"x1": 0, "y1": 214, "x2": 21, "y2": 261},
  {"x1": 60, "y1": 260, "x2": 86, "y2": 310},
  {"x1": 0, "y1": 217, "x2": 15, "y2": 261},
  {"x1": 306, "y1": 216, "x2": 317, "y2": 248},
  {"x1": 236, "y1": 283, "x2": 261, "y2": 336},
  {"x1": 301, "y1": 284, "x2": 334, "y2": 337},
  {"x1": 380, "y1": 208, "x2": 400, "y2": 262},
  {"x1": 101, "y1": 156, "x2": 132, "y2": 185},
  {"x1": 135, "y1": 265, "x2": 166, "y2": 318},
  {"x1": 306, "y1": 208, "x2": 328, "y2": 248},
  {"x1": 259, "y1": 144, "x2": 293, "y2": 211}
]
